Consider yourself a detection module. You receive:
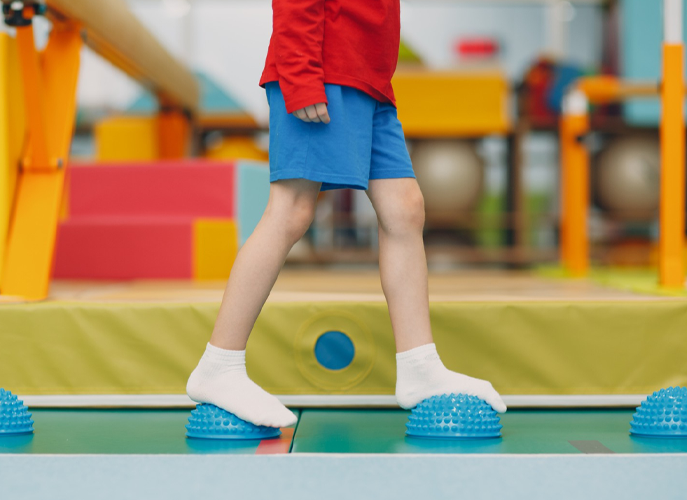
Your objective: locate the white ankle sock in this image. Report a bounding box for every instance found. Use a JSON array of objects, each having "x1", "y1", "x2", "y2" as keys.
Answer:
[
  {"x1": 395, "y1": 343, "x2": 507, "y2": 413},
  {"x1": 186, "y1": 343, "x2": 297, "y2": 428}
]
